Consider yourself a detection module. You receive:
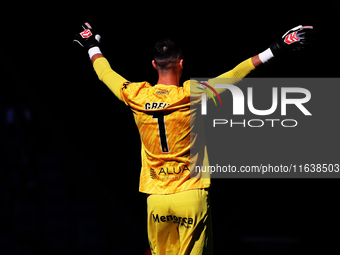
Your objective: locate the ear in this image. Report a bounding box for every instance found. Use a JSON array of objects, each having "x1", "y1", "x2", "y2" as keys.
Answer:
[
  {"x1": 179, "y1": 59, "x2": 184, "y2": 69},
  {"x1": 152, "y1": 60, "x2": 157, "y2": 70}
]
